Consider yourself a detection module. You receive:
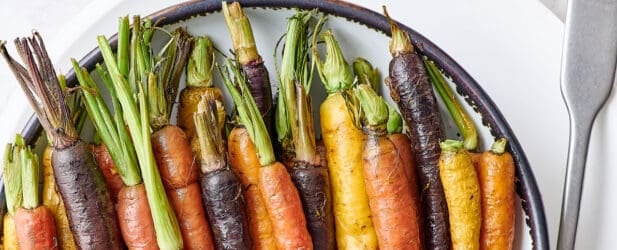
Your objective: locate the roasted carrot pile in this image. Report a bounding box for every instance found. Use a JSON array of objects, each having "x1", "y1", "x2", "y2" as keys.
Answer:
[{"x1": 0, "y1": 3, "x2": 518, "y2": 249}]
